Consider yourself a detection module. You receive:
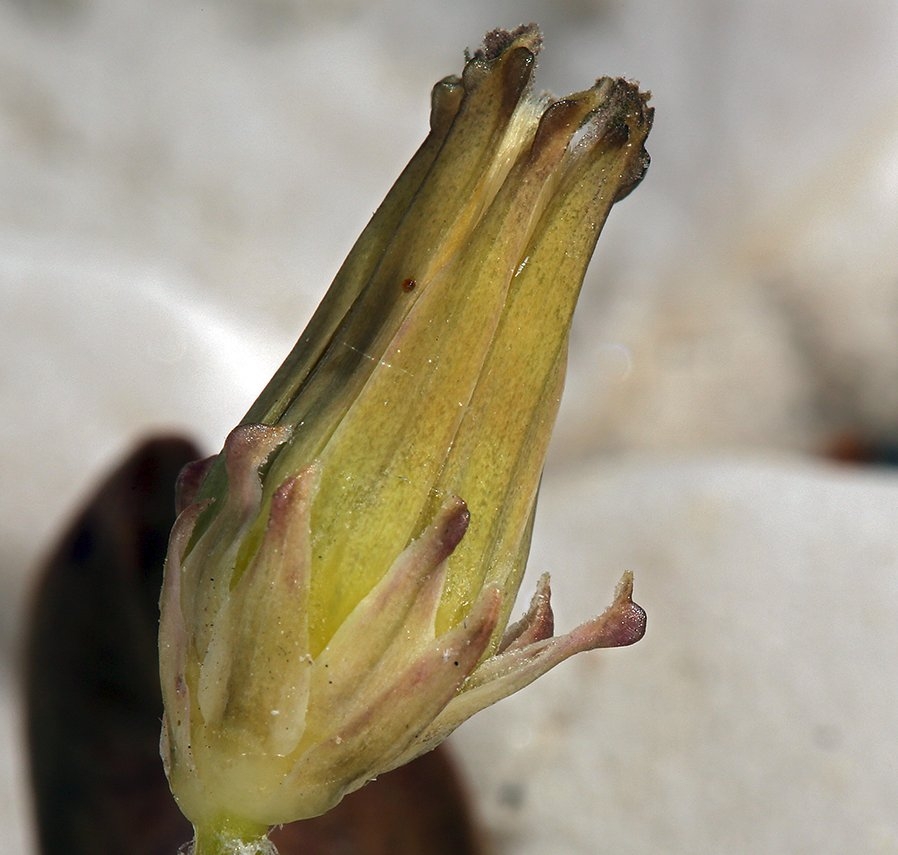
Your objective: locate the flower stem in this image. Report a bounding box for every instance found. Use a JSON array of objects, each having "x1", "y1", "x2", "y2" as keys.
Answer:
[{"x1": 190, "y1": 821, "x2": 276, "y2": 855}]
